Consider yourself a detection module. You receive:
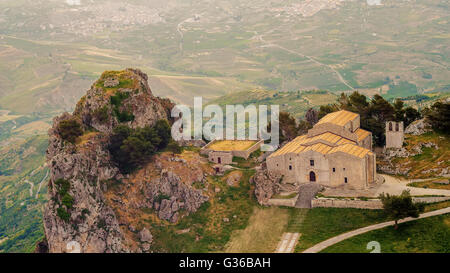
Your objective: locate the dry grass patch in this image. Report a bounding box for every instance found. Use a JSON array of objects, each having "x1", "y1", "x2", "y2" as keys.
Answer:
[{"x1": 224, "y1": 207, "x2": 289, "y2": 253}]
